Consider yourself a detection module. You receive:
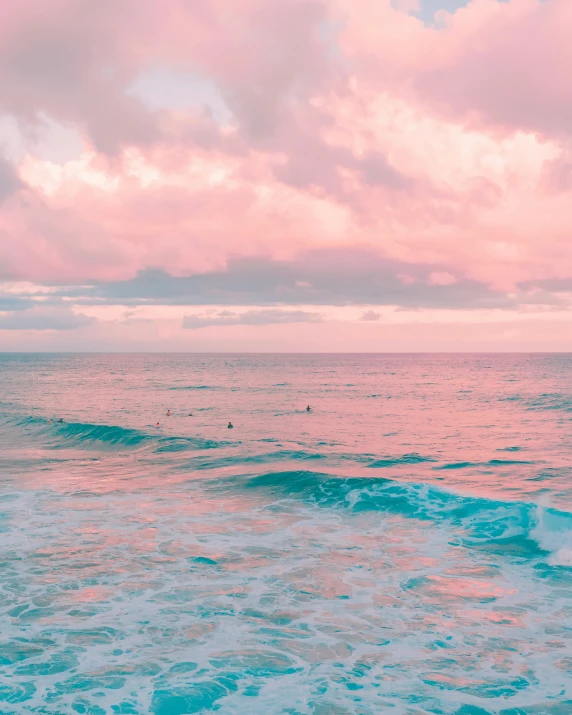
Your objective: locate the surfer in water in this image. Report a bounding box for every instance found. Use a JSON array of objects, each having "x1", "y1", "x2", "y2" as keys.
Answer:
[
  {"x1": 306, "y1": 405, "x2": 311, "y2": 412},
  {"x1": 228, "y1": 421, "x2": 233, "y2": 429}
]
